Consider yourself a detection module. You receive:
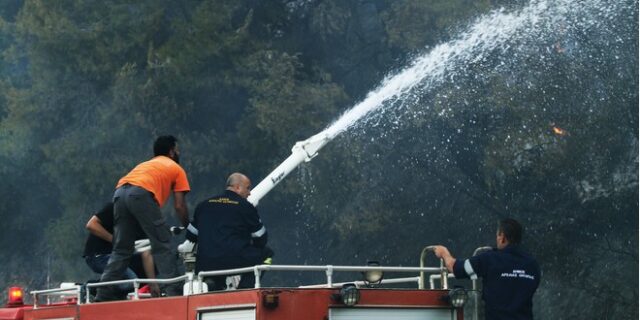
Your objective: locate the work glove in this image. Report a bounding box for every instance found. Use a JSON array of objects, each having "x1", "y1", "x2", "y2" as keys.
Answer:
[{"x1": 178, "y1": 239, "x2": 196, "y2": 253}]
